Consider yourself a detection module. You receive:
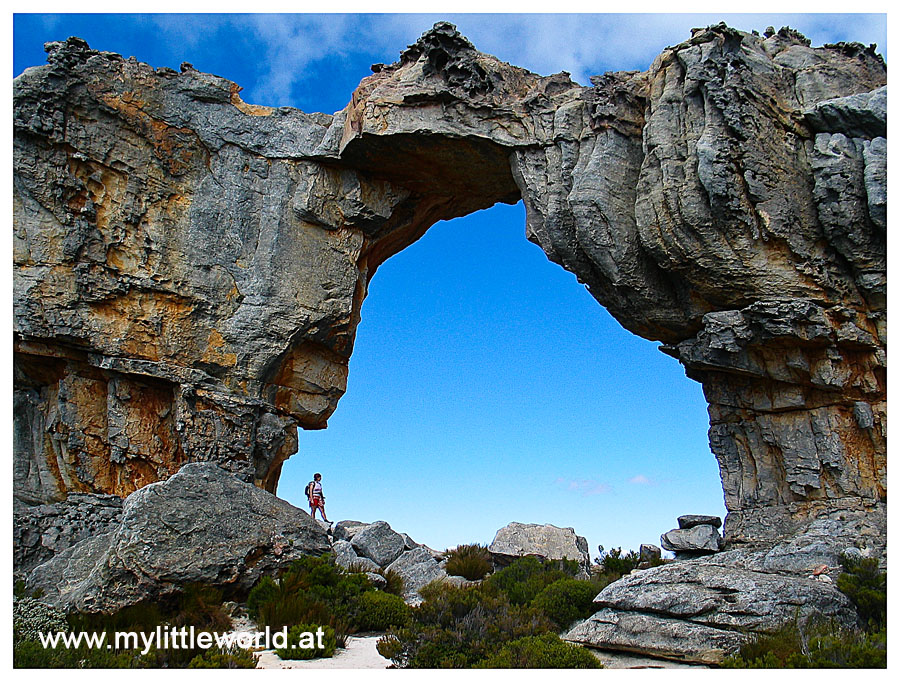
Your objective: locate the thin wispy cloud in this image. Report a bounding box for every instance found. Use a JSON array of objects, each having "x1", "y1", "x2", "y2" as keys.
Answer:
[
  {"x1": 141, "y1": 13, "x2": 887, "y2": 112},
  {"x1": 628, "y1": 474, "x2": 656, "y2": 486},
  {"x1": 555, "y1": 477, "x2": 611, "y2": 496}
]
